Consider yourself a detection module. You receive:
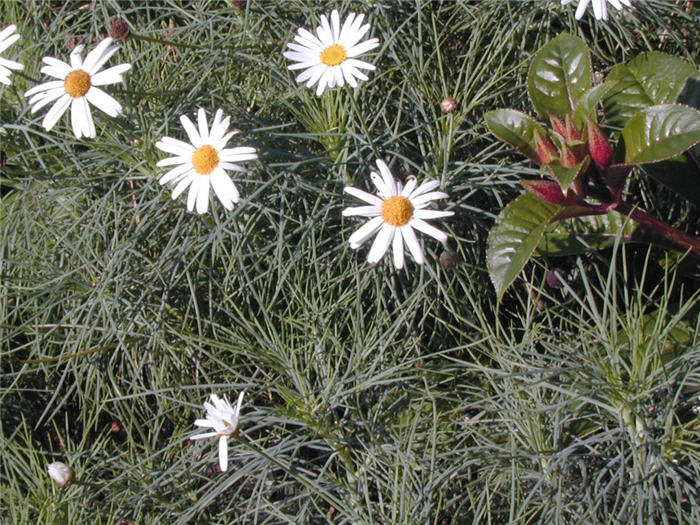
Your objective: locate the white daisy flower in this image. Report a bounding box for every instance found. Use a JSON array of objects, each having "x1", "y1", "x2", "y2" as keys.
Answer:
[
  {"x1": 283, "y1": 9, "x2": 379, "y2": 96},
  {"x1": 24, "y1": 37, "x2": 131, "y2": 138},
  {"x1": 0, "y1": 25, "x2": 24, "y2": 86},
  {"x1": 342, "y1": 160, "x2": 454, "y2": 269},
  {"x1": 562, "y1": 0, "x2": 631, "y2": 20},
  {"x1": 190, "y1": 392, "x2": 245, "y2": 472},
  {"x1": 155, "y1": 108, "x2": 257, "y2": 215}
]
